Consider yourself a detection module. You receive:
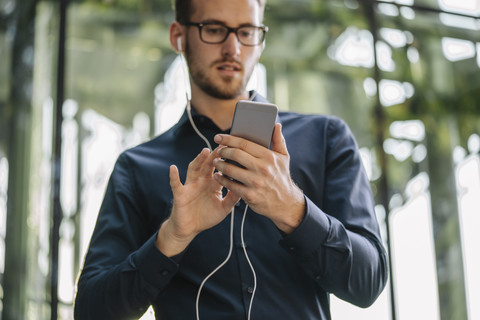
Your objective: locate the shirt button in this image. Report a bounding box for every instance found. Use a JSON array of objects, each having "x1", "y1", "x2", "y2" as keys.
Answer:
[
  {"x1": 289, "y1": 246, "x2": 296, "y2": 251},
  {"x1": 247, "y1": 287, "x2": 254, "y2": 294},
  {"x1": 160, "y1": 269, "x2": 169, "y2": 276},
  {"x1": 315, "y1": 275, "x2": 321, "y2": 281}
]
